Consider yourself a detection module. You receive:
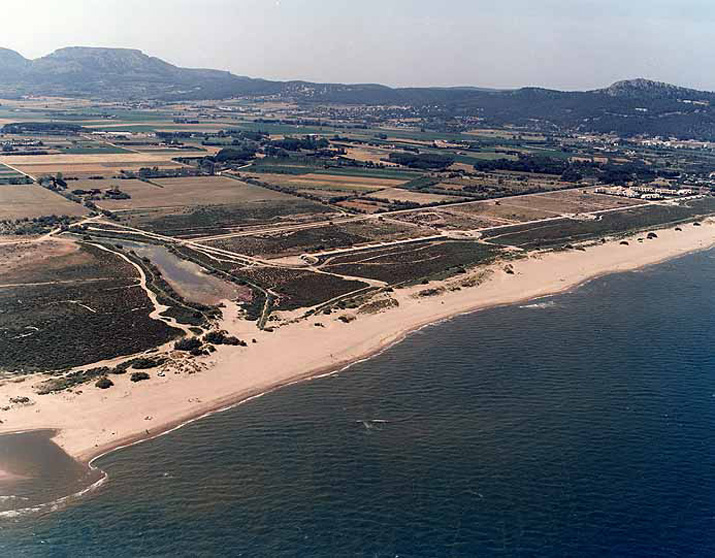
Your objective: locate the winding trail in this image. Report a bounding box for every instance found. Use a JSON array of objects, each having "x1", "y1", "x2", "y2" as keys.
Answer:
[{"x1": 87, "y1": 242, "x2": 193, "y2": 336}]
